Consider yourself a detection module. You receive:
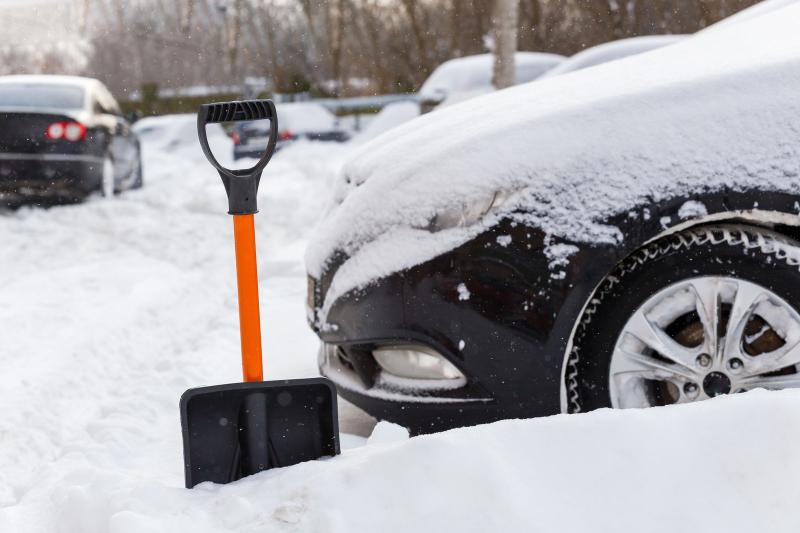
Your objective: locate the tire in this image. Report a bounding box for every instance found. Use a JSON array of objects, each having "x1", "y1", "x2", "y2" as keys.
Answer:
[
  {"x1": 565, "y1": 225, "x2": 800, "y2": 414},
  {"x1": 129, "y1": 156, "x2": 143, "y2": 190}
]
